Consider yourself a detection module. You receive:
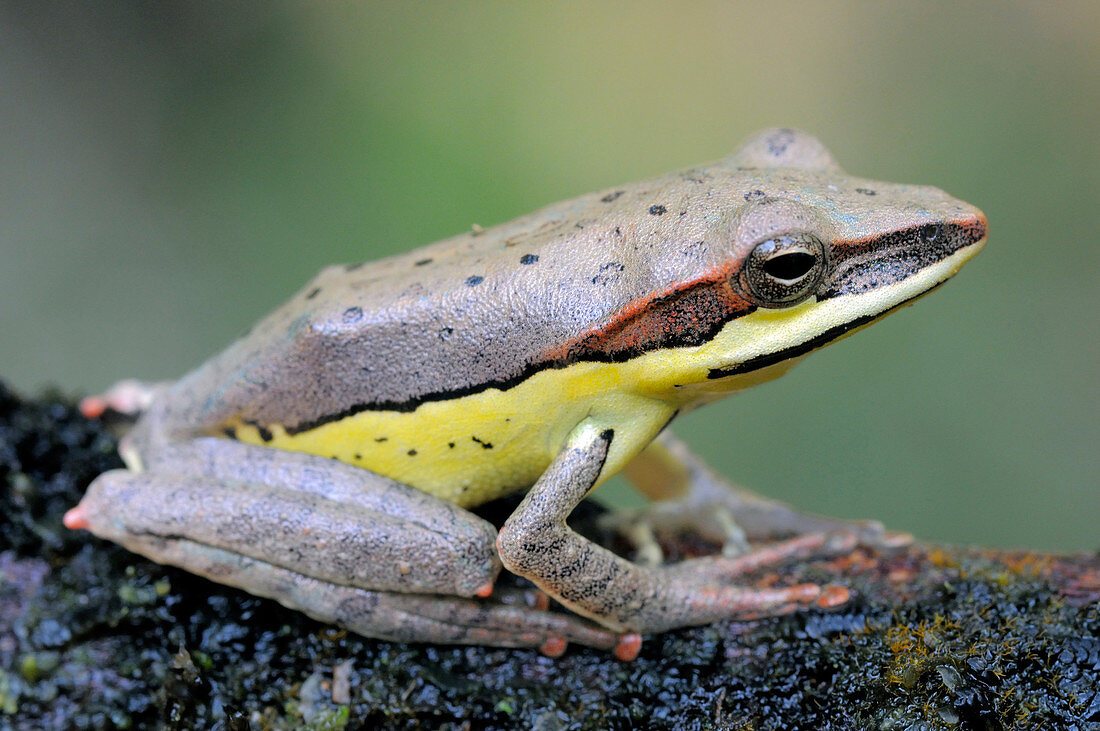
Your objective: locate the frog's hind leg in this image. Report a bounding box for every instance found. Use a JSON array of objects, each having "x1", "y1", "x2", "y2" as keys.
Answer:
[
  {"x1": 67, "y1": 438, "x2": 621, "y2": 654},
  {"x1": 96, "y1": 532, "x2": 620, "y2": 654},
  {"x1": 609, "y1": 431, "x2": 910, "y2": 565},
  {"x1": 496, "y1": 423, "x2": 852, "y2": 647}
]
